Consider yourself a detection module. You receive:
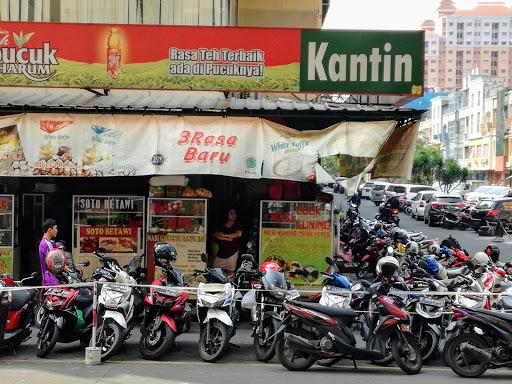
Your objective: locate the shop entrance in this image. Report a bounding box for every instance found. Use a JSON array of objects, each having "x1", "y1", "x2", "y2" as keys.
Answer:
[{"x1": 19, "y1": 194, "x2": 45, "y2": 277}]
